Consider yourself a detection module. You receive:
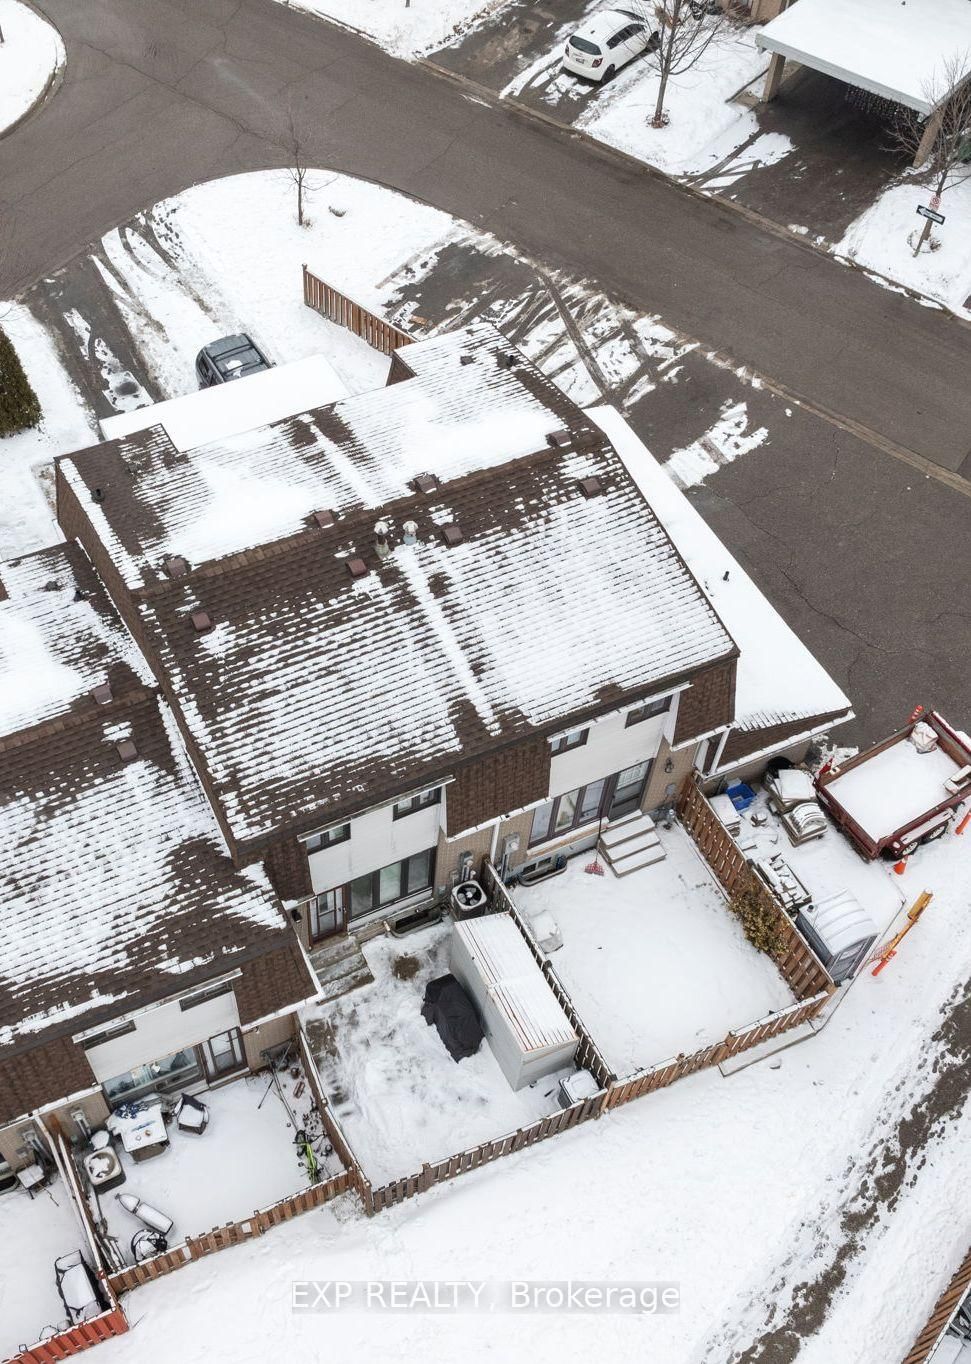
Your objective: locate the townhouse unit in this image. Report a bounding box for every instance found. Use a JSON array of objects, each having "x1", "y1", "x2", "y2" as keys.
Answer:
[
  {"x1": 0, "y1": 545, "x2": 316, "y2": 1178},
  {"x1": 50, "y1": 321, "x2": 850, "y2": 966}
]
